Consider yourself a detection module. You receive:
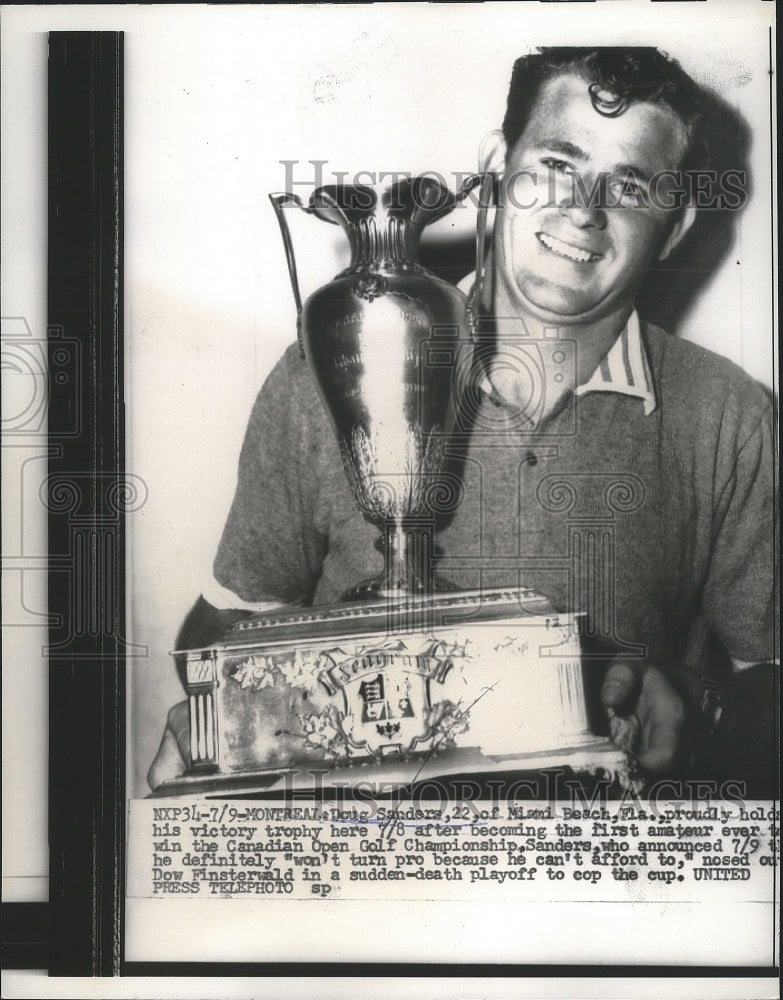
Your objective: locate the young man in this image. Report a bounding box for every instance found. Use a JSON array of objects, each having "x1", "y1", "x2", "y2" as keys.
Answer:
[{"x1": 149, "y1": 48, "x2": 777, "y2": 793}]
